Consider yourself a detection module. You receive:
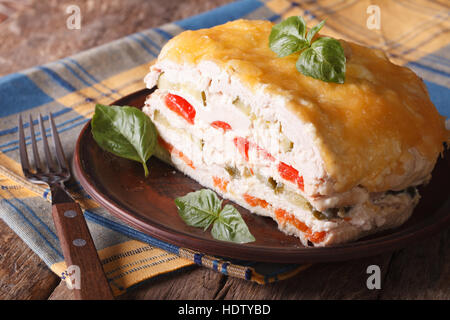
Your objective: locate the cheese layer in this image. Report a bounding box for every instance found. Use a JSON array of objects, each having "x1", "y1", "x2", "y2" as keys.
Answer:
[{"x1": 156, "y1": 19, "x2": 448, "y2": 193}]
